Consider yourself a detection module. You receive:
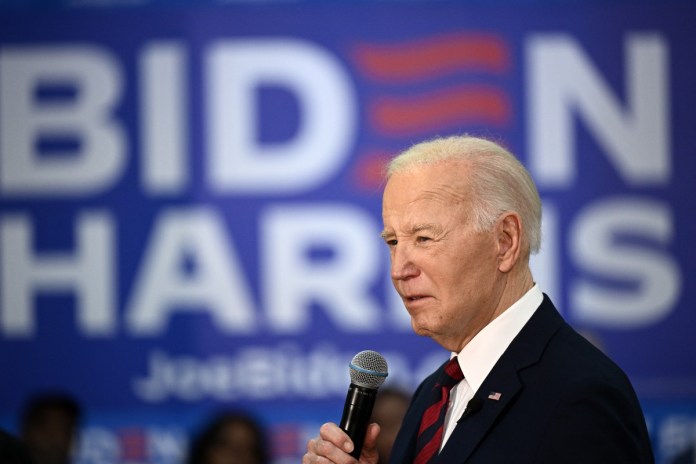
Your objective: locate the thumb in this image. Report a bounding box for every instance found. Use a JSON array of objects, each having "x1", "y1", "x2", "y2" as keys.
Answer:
[{"x1": 359, "y1": 423, "x2": 381, "y2": 463}]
